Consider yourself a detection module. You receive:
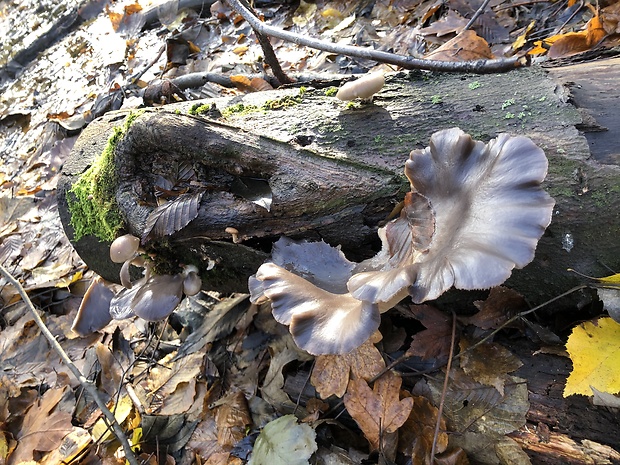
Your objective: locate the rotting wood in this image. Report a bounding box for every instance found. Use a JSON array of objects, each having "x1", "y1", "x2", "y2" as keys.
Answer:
[{"x1": 57, "y1": 63, "x2": 620, "y2": 303}]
